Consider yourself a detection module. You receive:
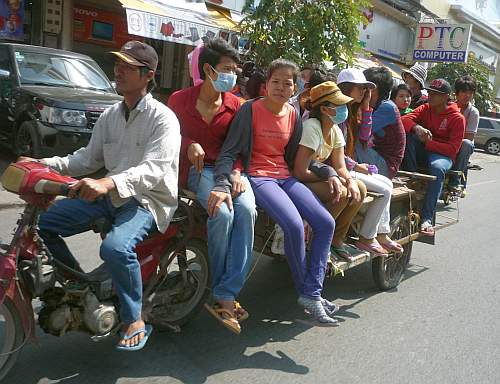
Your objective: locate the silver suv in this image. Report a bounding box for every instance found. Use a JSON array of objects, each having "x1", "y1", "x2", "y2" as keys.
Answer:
[{"x1": 475, "y1": 117, "x2": 500, "y2": 155}]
